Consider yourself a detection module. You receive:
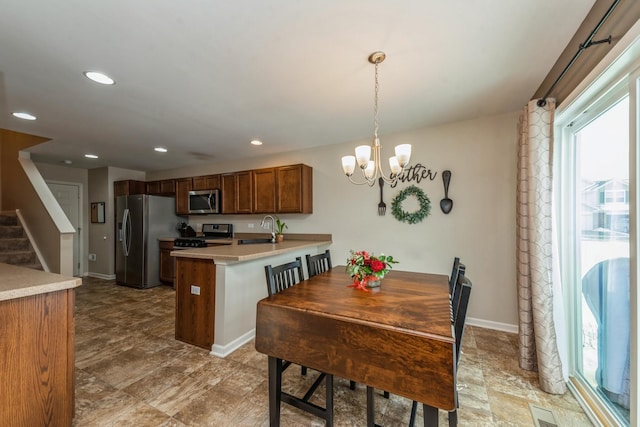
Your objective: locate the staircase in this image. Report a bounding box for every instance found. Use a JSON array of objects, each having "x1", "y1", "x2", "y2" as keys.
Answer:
[{"x1": 0, "y1": 211, "x2": 42, "y2": 270}]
